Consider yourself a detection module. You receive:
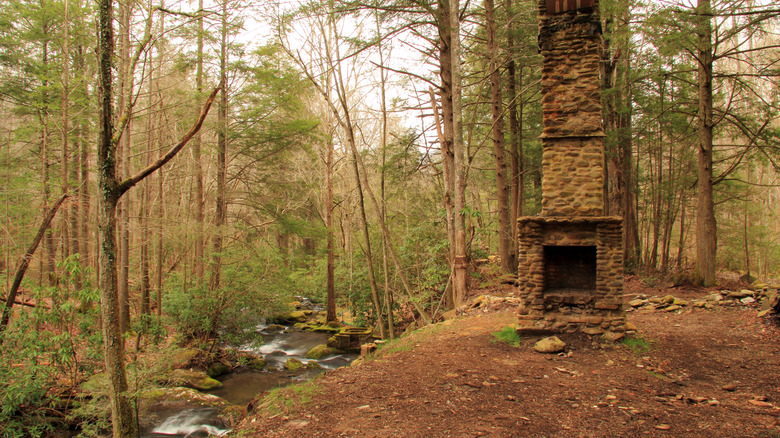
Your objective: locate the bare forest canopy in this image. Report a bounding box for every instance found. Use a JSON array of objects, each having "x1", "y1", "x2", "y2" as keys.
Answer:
[{"x1": 0, "y1": 0, "x2": 779, "y2": 436}]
